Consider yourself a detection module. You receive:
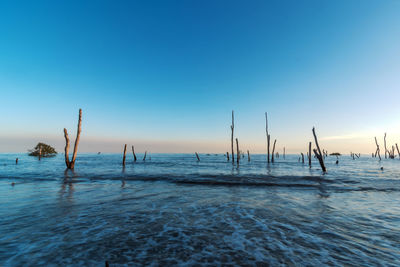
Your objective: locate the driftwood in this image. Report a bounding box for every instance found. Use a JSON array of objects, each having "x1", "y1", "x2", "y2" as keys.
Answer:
[
  {"x1": 231, "y1": 111, "x2": 235, "y2": 165},
  {"x1": 195, "y1": 152, "x2": 200, "y2": 161},
  {"x1": 122, "y1": 144, "x2": 127, "y2": 166},
  {"x1": 312, "y1": 127, "x2": 326, "y2": 172},
  {"x1": 308, "y1": 142, "x2": 312, "y2": 168},
  {"x1": 265, "y1": 112, "x2": 270, "y2": 163},
  {"x1": 301, "y1": 153, "x2": 304, "y2": 164},
  {"x1": 271, "y1": 139, "x2": 277, "y2": 163},
  {"x1": 236, "y1": 138, "x2": 240, "y2": 166},
  {"x1": 143, "y1": 151, "x2": 147, "y2": 161},
  {"x1": 132, "y1": 146, "x2": 137, "y2": 162},
  {"x1": 384, "y1": 133, "x2": 387, "y2": 159},
  {"x1": 63, "y1": 109, "x2": 82, "y2": 169},
  {"x1": 374, "y1": 137, "x2": 381, "y2": 160},
  {"x1": 247, "y1": 150, "x2": 250, "y2": 162}
]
